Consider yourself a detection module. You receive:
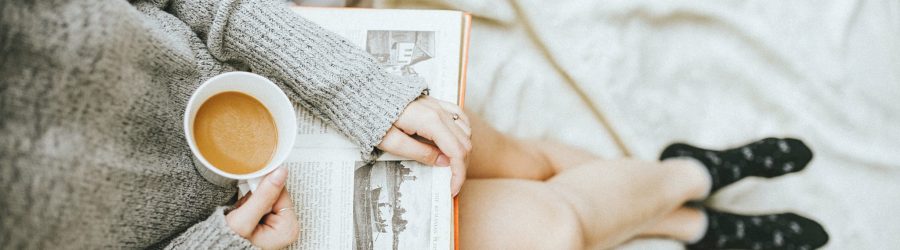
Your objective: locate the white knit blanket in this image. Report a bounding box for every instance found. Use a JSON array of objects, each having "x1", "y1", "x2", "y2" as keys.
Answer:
[{"x1": 377, "y1": 0, "x2": 900, "y2": 249}]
